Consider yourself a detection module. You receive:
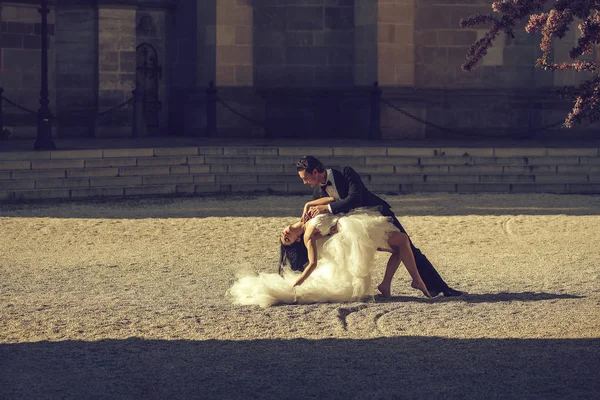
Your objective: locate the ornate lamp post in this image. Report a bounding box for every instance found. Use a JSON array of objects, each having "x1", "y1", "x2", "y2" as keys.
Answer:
[{"x1": 34, "y1": 0, "x2": 56, "y2": 150}]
